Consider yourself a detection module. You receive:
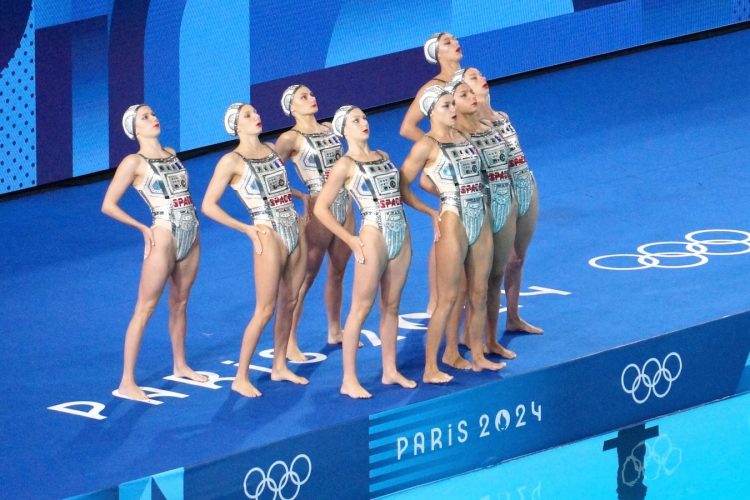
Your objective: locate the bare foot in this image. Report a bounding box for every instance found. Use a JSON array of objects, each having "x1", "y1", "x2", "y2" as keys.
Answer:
[
  {"x1": 472, "y1": 357, "x2": 507, "y2": 372},
  {"x1": 423, "y1": 369, "x2": 454, "y2": 384},
  {"x1": 506, "y1": 318, "x2": 543, "y2": 334},
  {"x1": 231, "y1": 379, "x2": 262, "y2": 397},
  {"x1": 341, "y1": 379, "x2": 372, "y2": 399},
  {"x1": 286, "y1": 343, "x2": 308, "y2": 362},
  {"x1": 382, "y1": 371, "x2": 417, "y2": 389},
  {"x1": 487, "y1": 342, "x2": 517, "y2": 359},
  {"x1": 116, "y1": 383, "x2": 151, "y2": 402},
  {"x1": 173, "y1": 366, "x2": 209, "y2": 382},
  {"x1": 442, "y1": 351, "x2": 472, "y2": 370},
  {"x1": 327, "y1": 330, "x2": 343, "y2": 344},
  {"x1": 328, "y1": 331, "x2": 364, "y2": 348},
  {"x1": 271, "y1": 367, "x2": 309, "y2": 384}
]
